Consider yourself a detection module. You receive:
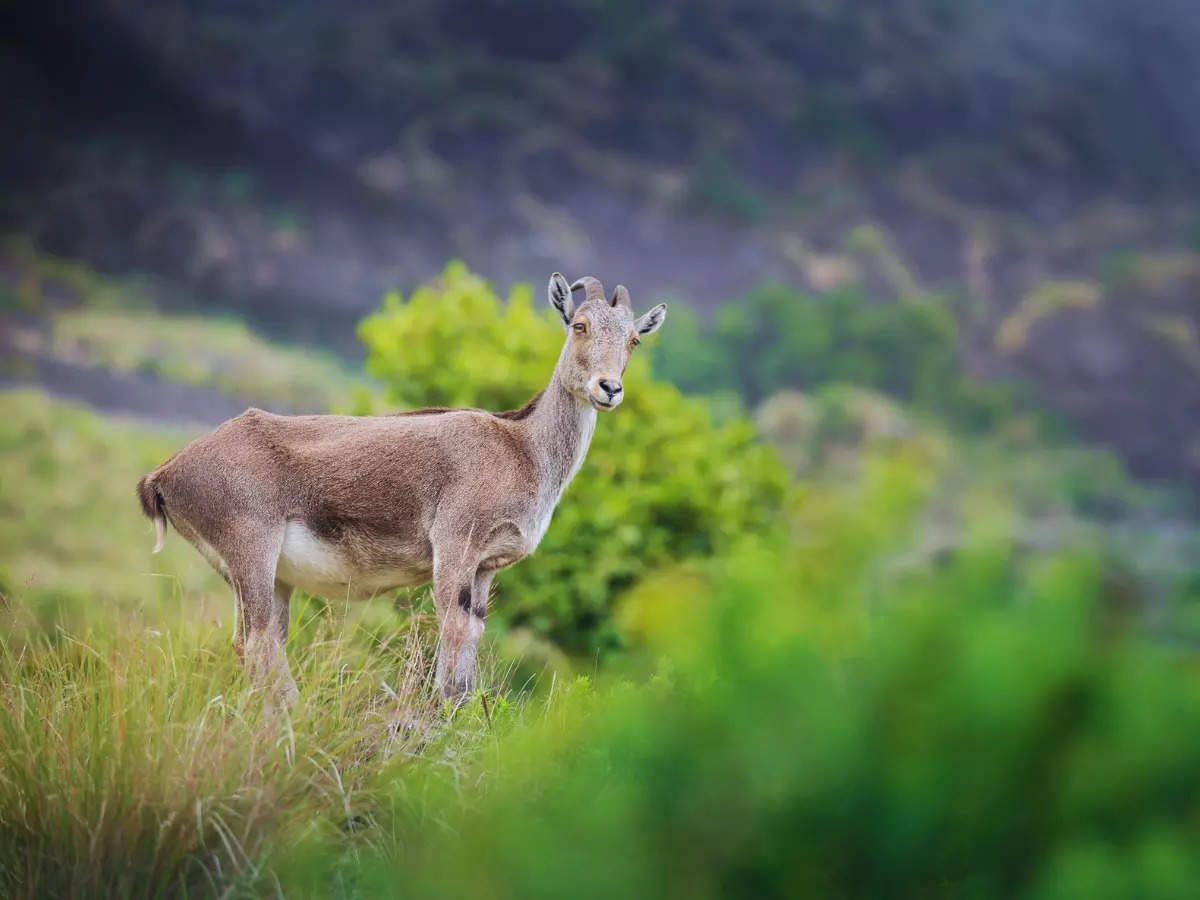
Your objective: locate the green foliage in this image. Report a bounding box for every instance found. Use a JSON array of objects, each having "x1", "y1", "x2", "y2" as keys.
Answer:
[
  {"x1": 640, "y1": 302, "x2": 734, "y2": 397},
  {"x1": 358, "y1": 262, "x2": 791, "y2": 655},
  {"x1": 275, "y1": 457, "x2": 1200, "y2": 899},
  {"x1": 0, "y1": 237, "x2": 131, "y2": 313},
  {"x1": 654, "y1": 282, "x2": 1028, "y2": 432},
  {"x1": 1, "y1": 241, "x2": 373, "y2": 413},
  {"x1": 360, "y1": 264, "x2": 553, "y2": 412},
  {"x1": 756, "y1": 385, "x2": 921, "y2": 477},
  {"x1": 4, "y1": 385, "x2": 1199, "y2": 897},
  {"x1": 755, "y1": 384, "x2": 1200, "y2": 628}
]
